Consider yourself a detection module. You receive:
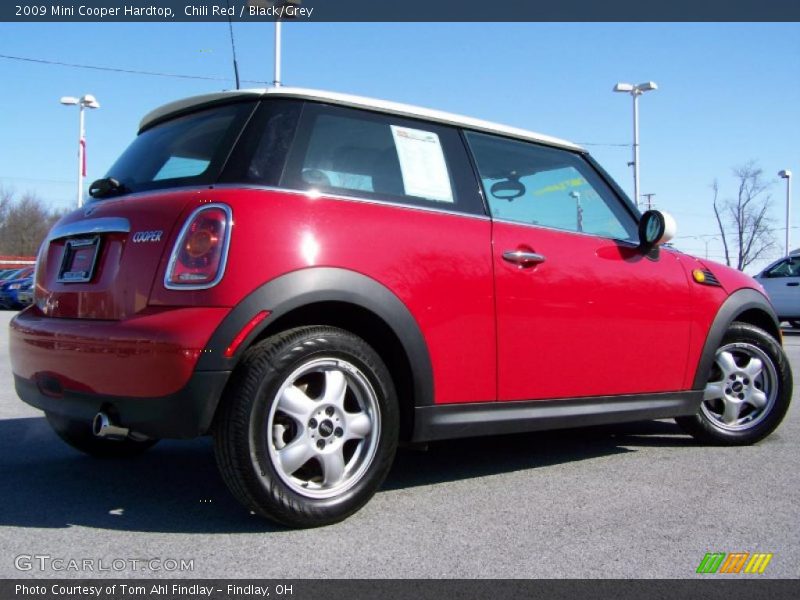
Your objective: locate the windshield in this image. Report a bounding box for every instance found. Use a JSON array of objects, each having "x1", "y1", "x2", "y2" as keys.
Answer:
[{"x1": 102, "y1": 100, "x2": 257, "y2": 196}]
